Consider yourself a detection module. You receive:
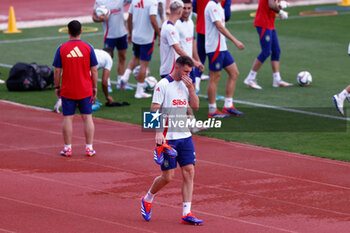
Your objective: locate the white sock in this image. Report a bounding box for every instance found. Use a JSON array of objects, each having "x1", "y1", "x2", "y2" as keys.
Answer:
[
  {"x1": 339, "y1": 89, "x2": 349, "y2": 101},
  {"x1": 85, "y1": 144, "x2": 93, "y2": 149},
  {"x1": 144, "y1": 191, "x2": 155, "y2": 203},
  {"x1": 208, "y1": 103, "x2": 217, "y2": 113},
  {"x1": 117, "y1": 75, "x2": 122, "y2": 86},
  {"x1": 248, "y1": 70, "x2": 257, "y2": 80},
  {"x1": 64, "y1": 144, "x2": 71, "y2": 150},
  {"x1": 224, "y1": 97, "x2": 233, "y2": 108},
  {"x1": 122, "y1": 68, "x2": 132, "y2": 82},
  {"x1": 182, "y1": 202, "x2": 191, "y2": 216},
  {"x1": 107, "y1": 77, "x2": 111, "y2": 86},
  {"x1": 273, "y1": 72, "x2": 281, "y2": 81},
  {"x1": 195, "y1": 77, "x2": 201, "y2": 91},
  {"x1": 136, "y1": 82, "x2": 146, "y2": 94}
]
